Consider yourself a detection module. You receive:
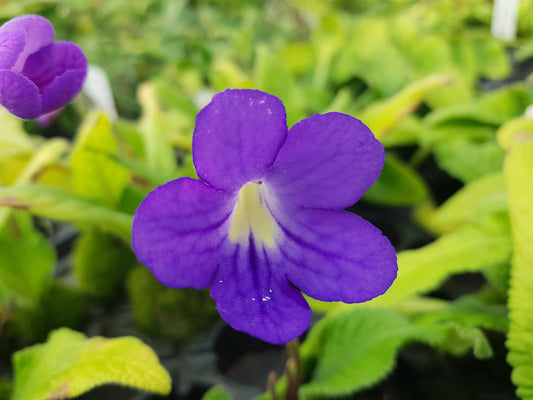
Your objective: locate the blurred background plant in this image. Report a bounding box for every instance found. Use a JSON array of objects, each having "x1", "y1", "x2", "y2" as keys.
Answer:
[{"x1": 1, "y1": 0, "x2": 533, "y2": 399}]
